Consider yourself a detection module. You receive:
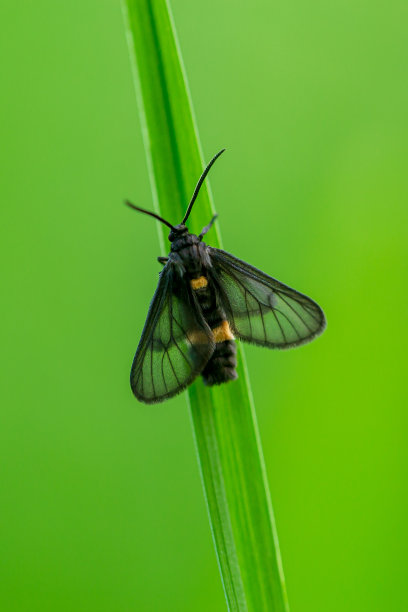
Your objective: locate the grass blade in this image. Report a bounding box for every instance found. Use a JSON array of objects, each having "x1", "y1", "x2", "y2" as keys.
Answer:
[{"x1": 122, "y1": 1, "x2": 290, "y2": 609}]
